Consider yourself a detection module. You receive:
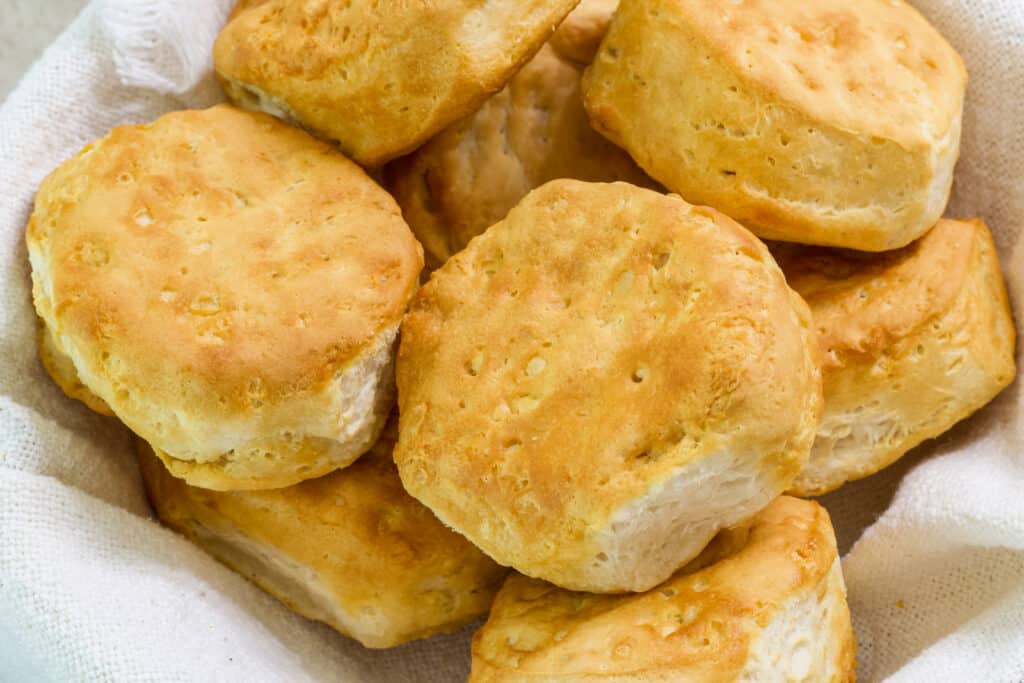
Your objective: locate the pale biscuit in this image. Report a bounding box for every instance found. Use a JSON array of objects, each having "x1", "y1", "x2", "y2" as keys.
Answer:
[
  {"x1": 27, "y1": 105, "x2": 423, "y2": 491},
  {"x1": 385, "y1": 0, "x2": 653, "y2": 269},
  {"x1": 470, "y1": 496, "x2": 856, "y2": 682},
  {"x1": 215, "y1": 0, "x2": 581, "y2": 167},
  {"x1": 395, "y1": 180, "x2": 821, "y2": 593},
  {"x1": 583, "y1": 0, "x2": 966, "y2": 251},
  {"x1": 775, "y1": 219, "x2": 1016, "y2": 496},
  {"x1": 137, "y1": 420, "x2": 508, "y2": 649}
]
